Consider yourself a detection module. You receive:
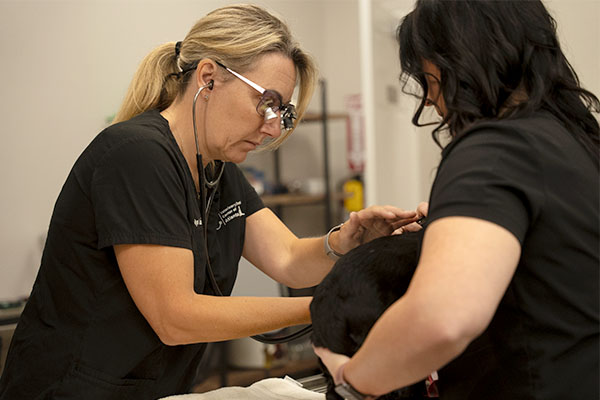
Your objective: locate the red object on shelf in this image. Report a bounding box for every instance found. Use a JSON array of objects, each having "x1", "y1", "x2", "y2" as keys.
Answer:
[{"x1": 345, "y1": 94, "x2": 365, "y2": 173}]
